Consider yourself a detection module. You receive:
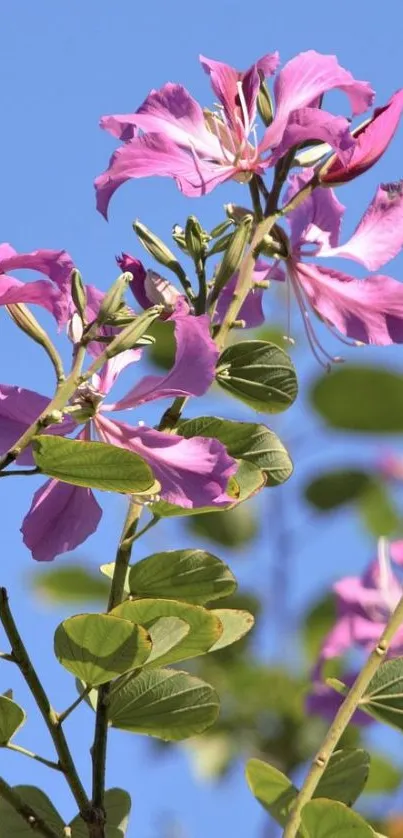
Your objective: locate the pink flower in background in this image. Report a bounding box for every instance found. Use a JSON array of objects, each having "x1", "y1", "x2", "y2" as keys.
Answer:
[
  {"x1": 95, "y1": 50, "x2": 373, "y2": 217},
  {"x1": 267, "y1": 174, "x2": 403, "y2": 364},
  {"x1": 0, "y1": 312, "x2": 236, "y2": 561},
  {"x1": 0, "y1": 243, "x2": 75, "y2": 325}
]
